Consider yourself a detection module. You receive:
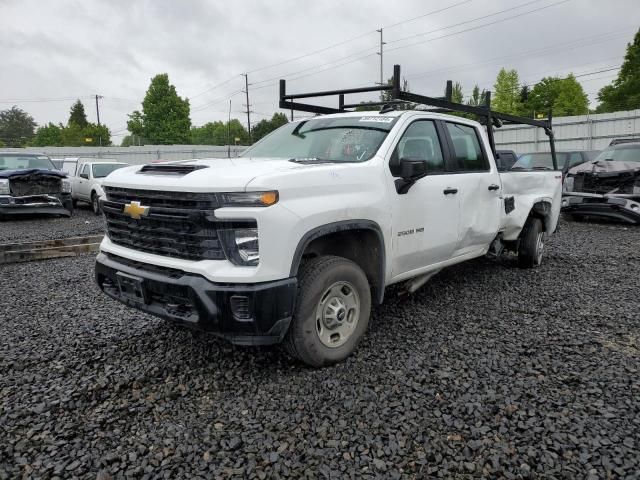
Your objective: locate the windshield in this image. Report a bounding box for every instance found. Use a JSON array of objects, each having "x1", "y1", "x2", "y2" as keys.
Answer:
[
  {"x1": 0, "y1": 154, "x2": 56, "y2": 171},
  {"x1": 242, "y1": 116, "x2": 398, "y2": 162},
  {"x1": 594, "y1": 146, "x2": 640, "y2": 163},
  {"x1": 512, "y1": 152, "x2": 568, "y2": 170},
  {"x1": 92, "y1": 163, "x2": 126, "y2": 178}
]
